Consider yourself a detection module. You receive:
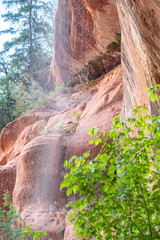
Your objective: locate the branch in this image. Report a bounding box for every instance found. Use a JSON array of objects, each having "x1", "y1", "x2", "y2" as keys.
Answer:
[
  {"x1": 140, "y1": 184, "x2": 153, "y2": 239},
  {"x1": 0, "y1": 62, "x2": 8, "y2": 76}
]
